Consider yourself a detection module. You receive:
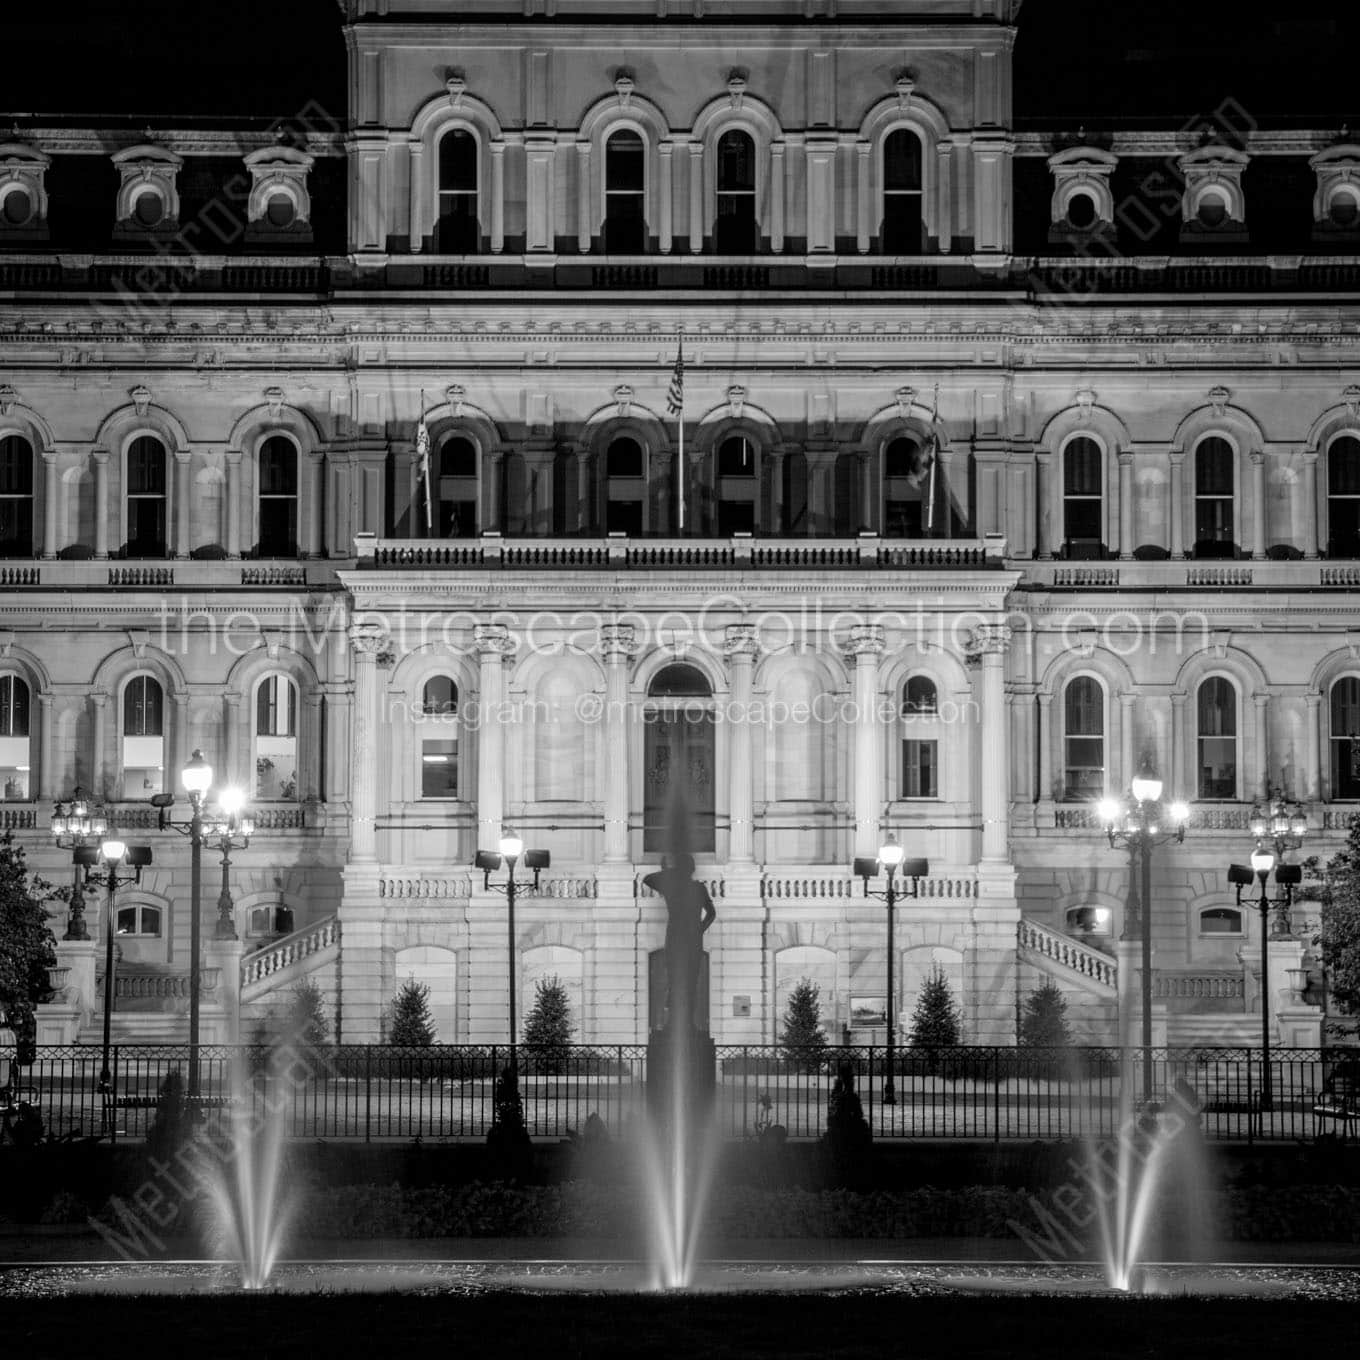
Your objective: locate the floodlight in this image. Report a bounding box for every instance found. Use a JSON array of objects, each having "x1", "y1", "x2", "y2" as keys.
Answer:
[{"x1": 1227, "y1": 864, "x2": 1255, "y2": 887}]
